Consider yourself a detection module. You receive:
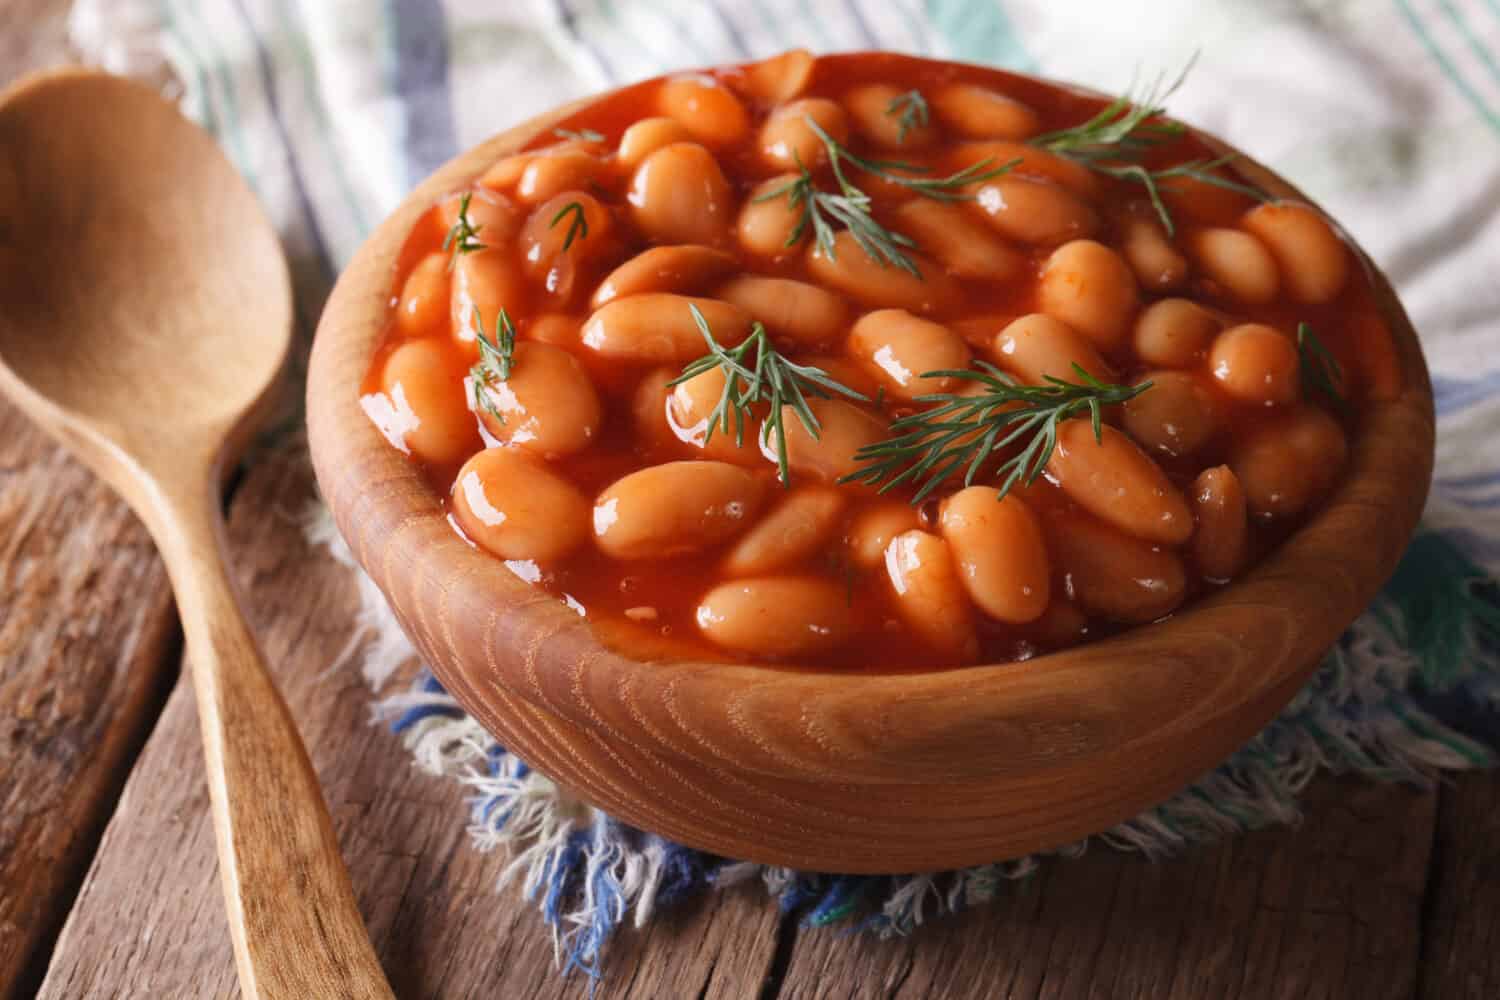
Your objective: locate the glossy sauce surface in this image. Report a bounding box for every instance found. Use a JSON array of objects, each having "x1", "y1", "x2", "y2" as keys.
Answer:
[{"x1": 361, "y1": 51, "x2": 1397, "y2": 671}]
